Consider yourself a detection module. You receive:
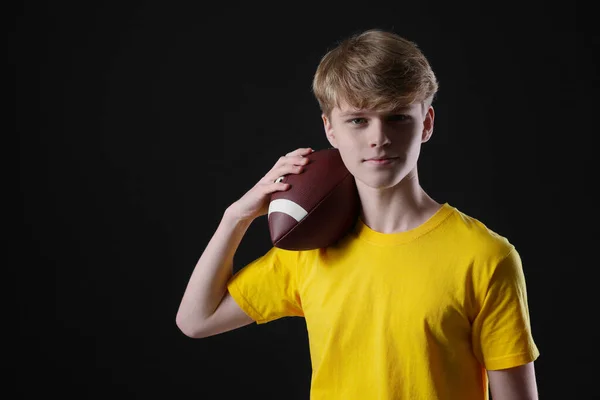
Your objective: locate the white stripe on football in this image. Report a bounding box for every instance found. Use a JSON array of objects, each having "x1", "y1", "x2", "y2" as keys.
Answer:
[{"x1": 268, "y1": 199, "x2": 308, "y2": 222}]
